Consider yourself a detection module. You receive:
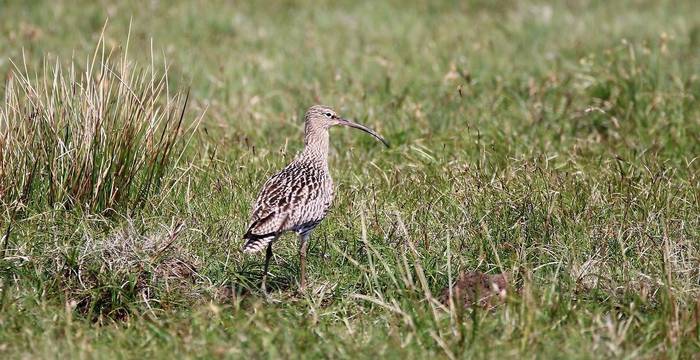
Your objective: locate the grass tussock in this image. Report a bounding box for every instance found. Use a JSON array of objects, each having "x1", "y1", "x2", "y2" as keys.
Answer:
[
  {"x1": 54, "y1": 219, "x2": 201, "y2": 322},
  {"x1": 0, "y1": 35, "x2": 192, "y2": 215}
]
